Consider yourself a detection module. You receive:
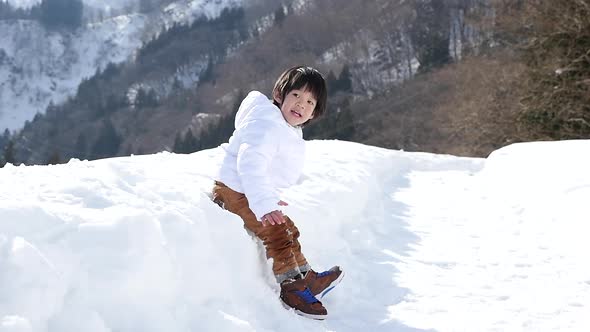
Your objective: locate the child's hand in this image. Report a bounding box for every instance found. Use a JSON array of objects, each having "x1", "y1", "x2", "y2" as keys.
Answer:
[
  {"x1": 261, "y1": 210, "x2": 285, "y2": 226},
  {"x1": 261, "y1": 201, "x2": 289, "y2": 226}
]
